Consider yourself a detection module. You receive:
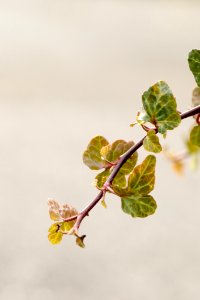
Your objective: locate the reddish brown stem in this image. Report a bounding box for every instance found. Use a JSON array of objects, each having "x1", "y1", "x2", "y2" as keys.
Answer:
[{"x1": 196, "y1": 113, "x2": 200, "y2": 125}]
